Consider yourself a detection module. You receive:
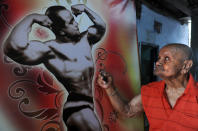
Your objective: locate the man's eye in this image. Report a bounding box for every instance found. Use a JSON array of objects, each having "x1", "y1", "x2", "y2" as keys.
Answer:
[
  {"x1": 69, "y1": 19, "x2": 74, "y2": 24},
  {"x1": 165, "y1": 57, "x2": 169, "y2": 61},
  {"x1": 69, "y1": 21, "x2": 73, "y2": 24}
]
